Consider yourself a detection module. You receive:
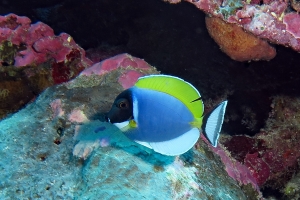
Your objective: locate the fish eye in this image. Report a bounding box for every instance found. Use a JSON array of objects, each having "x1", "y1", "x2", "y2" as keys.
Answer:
[{"x1": 118, "y1": 101, "x2": 128, "y2": 109}]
